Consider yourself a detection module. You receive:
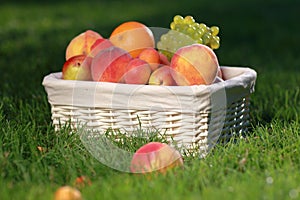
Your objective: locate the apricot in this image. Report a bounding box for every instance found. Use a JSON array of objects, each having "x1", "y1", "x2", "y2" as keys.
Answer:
[
  {"x1": 91, "y1": 46, "x2": 132, "y2": 82},
  {"x1": 109, "y1": 21, "x2": 155, "y2": 58},
  {"x1": 130, "y1": 142, "x2": 183, "y2": 174},
  {"x1": 65, "y1": 30, "x2": 102, "y2": 60},
  {"x1": 170, "y1": 44, "x2": 219, "y2": 85}
]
